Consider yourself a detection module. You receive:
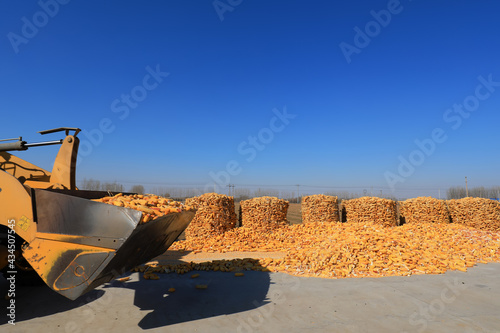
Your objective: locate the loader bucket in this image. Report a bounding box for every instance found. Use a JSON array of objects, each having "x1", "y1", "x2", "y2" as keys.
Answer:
[{"x1": 22, "y1": 189, "x2": 195, "y2": 300}]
